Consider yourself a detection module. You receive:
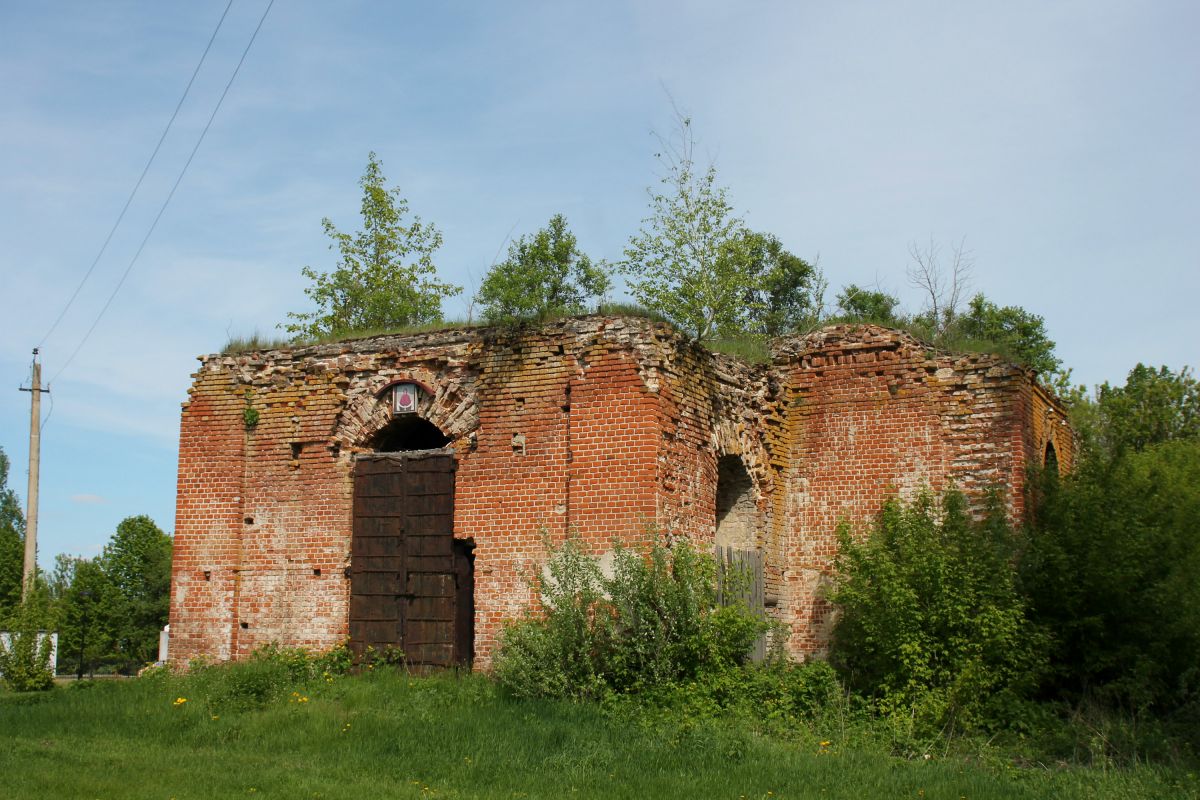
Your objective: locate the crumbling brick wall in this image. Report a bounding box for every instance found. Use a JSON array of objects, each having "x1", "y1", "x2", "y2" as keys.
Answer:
[
  {"x1": 770, "y1": 325, "x2": 1073, "y2": 651},
  {"x1": 169, "y1": 316, "x2": 1071, "y2": 667}
]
